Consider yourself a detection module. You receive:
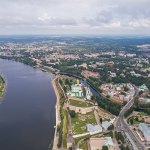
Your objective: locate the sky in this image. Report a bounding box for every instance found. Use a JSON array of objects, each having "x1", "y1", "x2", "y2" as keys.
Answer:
[{"x1": 0, "y1": 0, "x2": 150, "y2": 35}]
